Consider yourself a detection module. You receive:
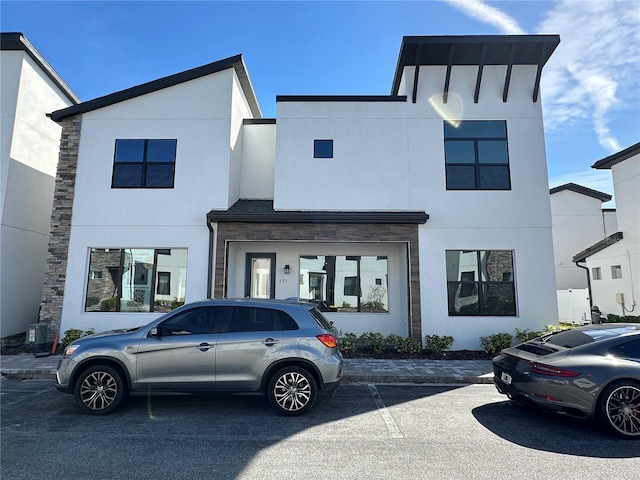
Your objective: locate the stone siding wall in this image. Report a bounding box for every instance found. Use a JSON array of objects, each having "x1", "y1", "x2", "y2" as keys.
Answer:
[{"x1": 38, "y1": 115, "x2": 82, "y2": 340}]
